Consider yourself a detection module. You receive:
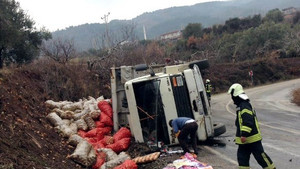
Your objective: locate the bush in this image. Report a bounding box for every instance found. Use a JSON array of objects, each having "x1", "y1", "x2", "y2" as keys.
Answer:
[
  {"x1": 205, "y1": 58, "x2": 300, "y2": 94},
  {"x1": 292, "y1": 88, "x2": 300, "y2": 106}
]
